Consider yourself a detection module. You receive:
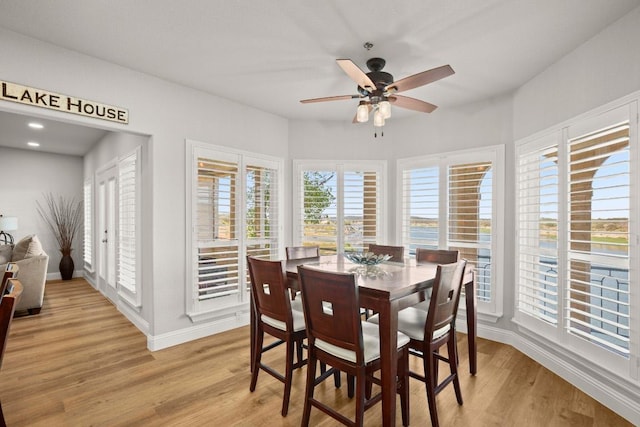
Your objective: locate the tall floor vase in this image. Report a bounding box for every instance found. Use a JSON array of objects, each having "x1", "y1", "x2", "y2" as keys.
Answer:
[{"x1": 59, "y1": 250, "x2": 74, "y2": 280}]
